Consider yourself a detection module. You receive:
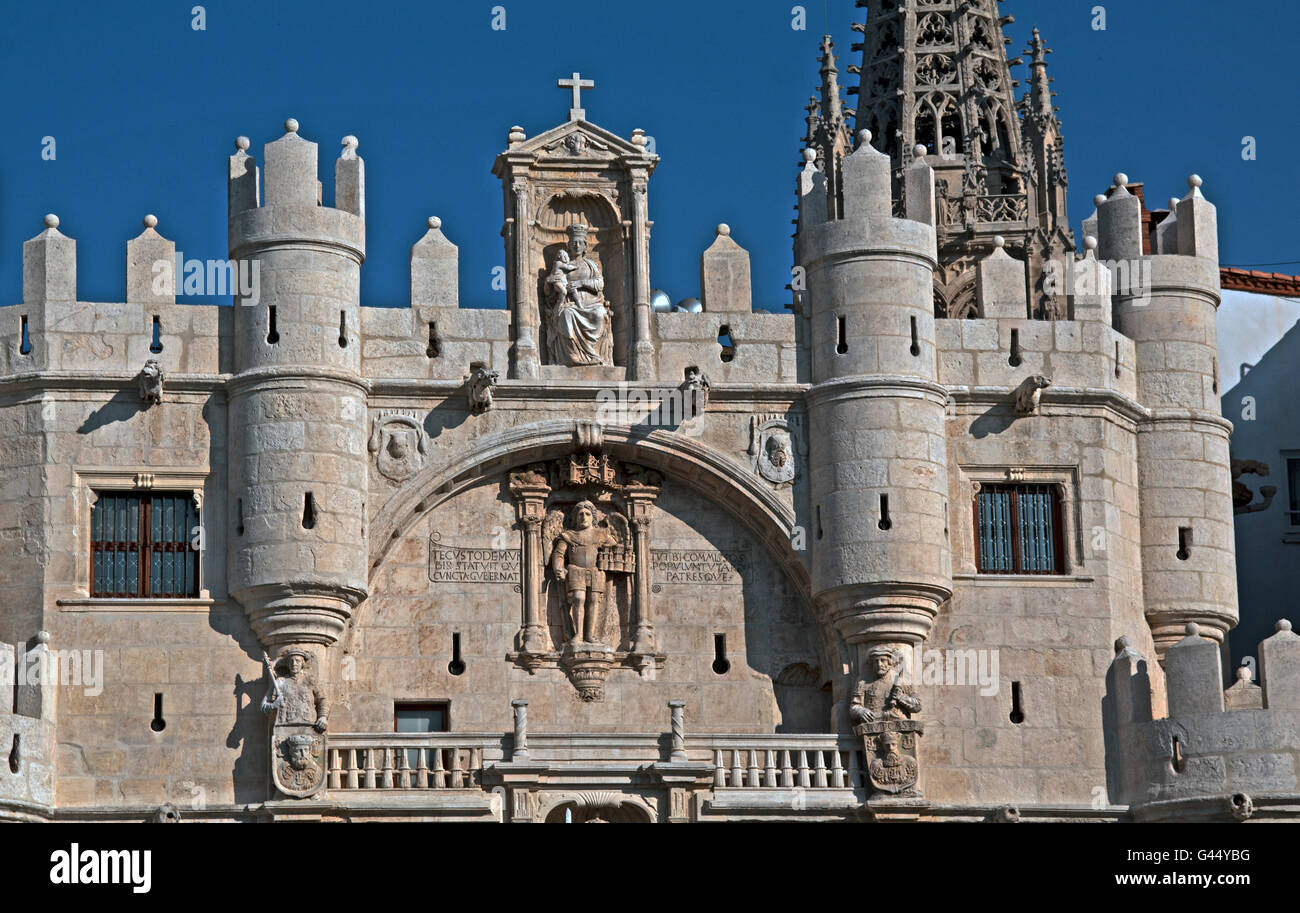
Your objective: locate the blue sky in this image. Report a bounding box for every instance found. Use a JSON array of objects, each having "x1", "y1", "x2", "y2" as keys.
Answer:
[{"x1": 1, "y1": 1, "x2": 1292, "y2": 312}]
